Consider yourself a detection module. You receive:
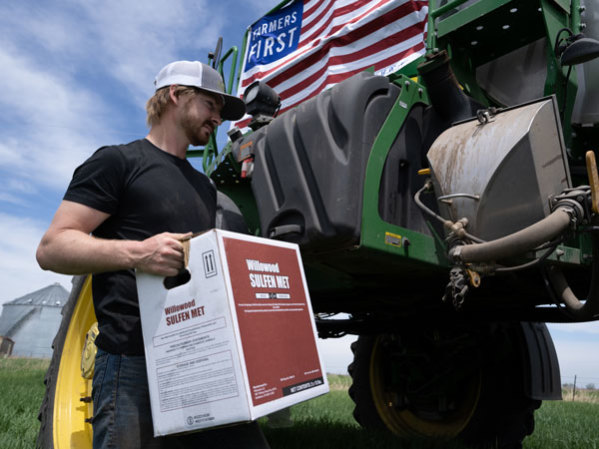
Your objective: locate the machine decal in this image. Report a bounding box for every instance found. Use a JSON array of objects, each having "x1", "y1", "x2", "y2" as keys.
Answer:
[{"x1": 384, "y1": 231, "x2": 403, "y2": 248}]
